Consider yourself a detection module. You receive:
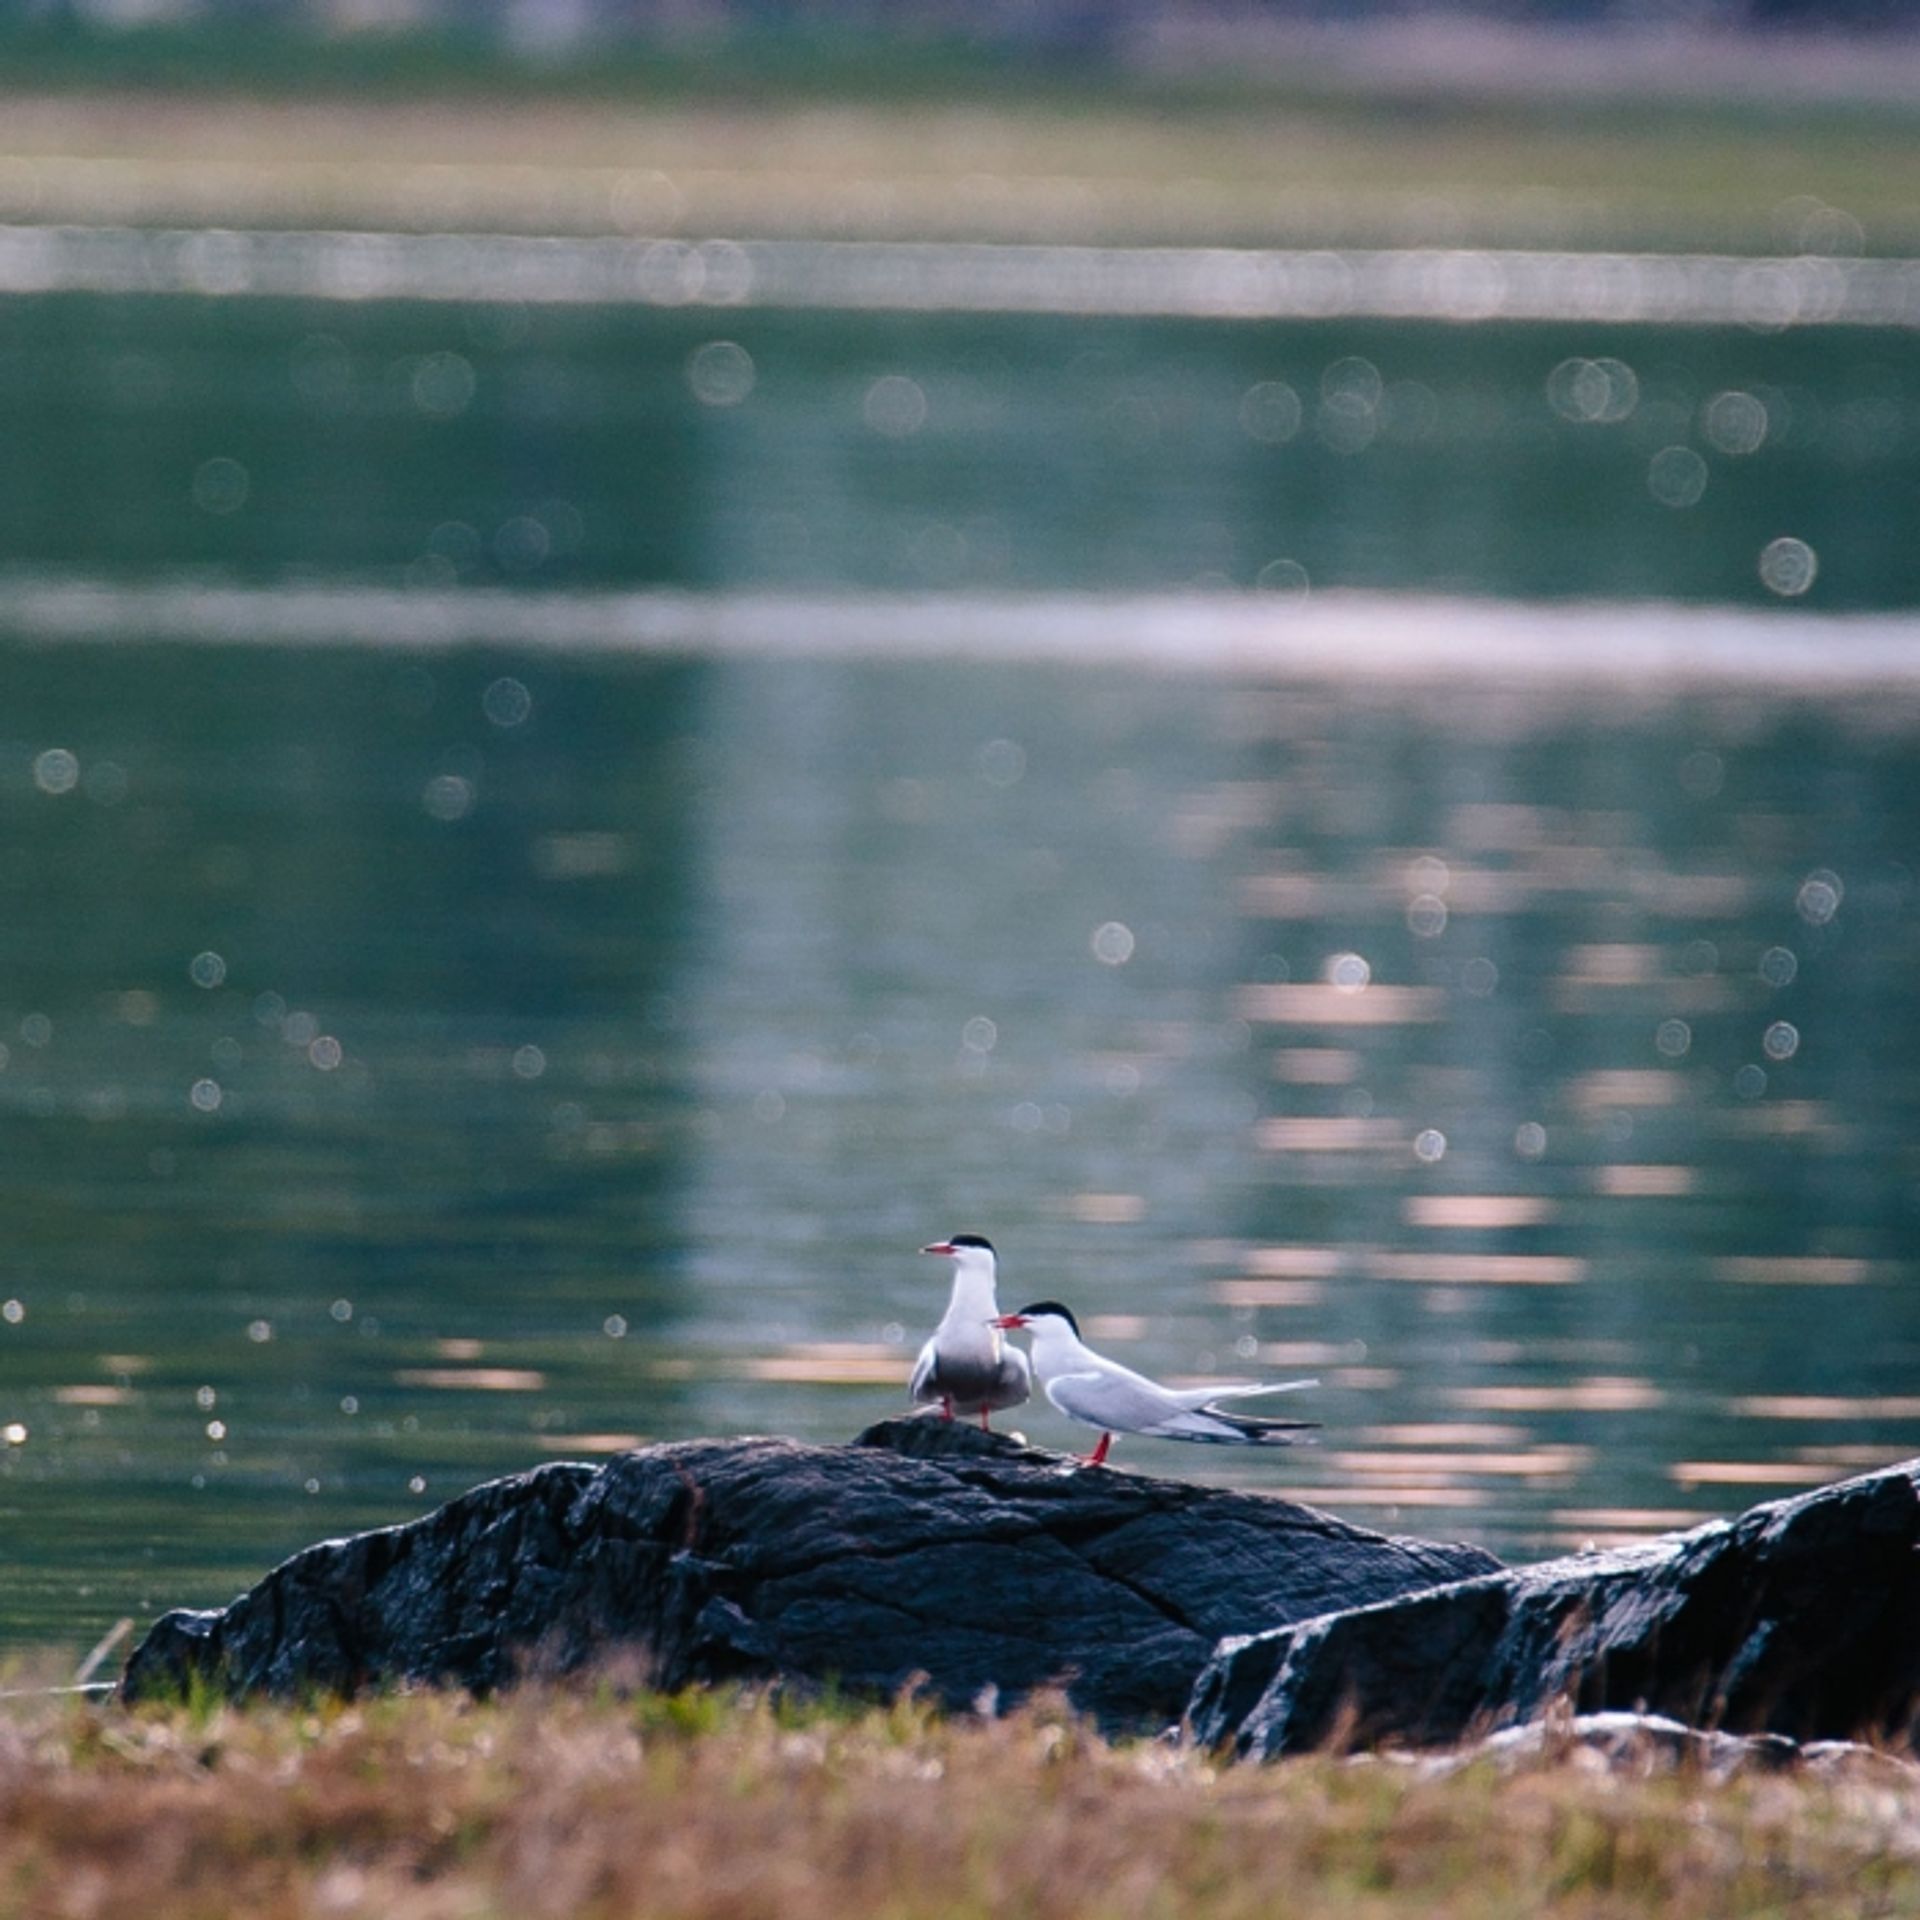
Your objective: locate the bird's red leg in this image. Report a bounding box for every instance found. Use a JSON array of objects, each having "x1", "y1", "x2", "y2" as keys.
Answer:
[
  {"x1": 1079, "y1": 1432, "x2": 1112, "y2": 1467},
  {"x1": 978, "y1": 1409, "x2": 992, "y2": 1432},
  {"x1": 941, "y1": 1396, "x2": 954, "y2": 1422}
]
